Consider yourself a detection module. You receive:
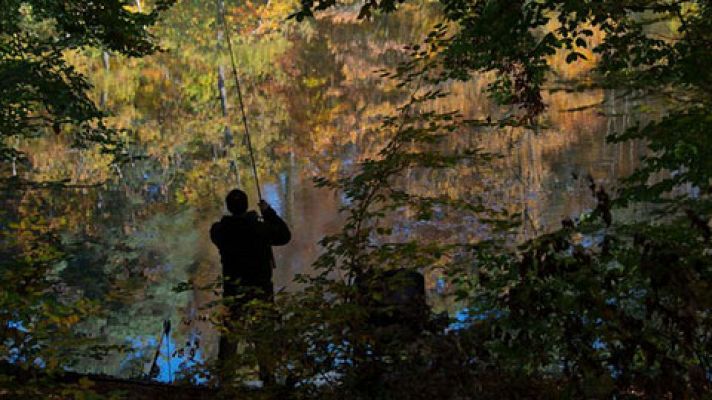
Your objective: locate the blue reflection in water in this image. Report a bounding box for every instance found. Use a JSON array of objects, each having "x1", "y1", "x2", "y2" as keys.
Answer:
[
  {"x1": 121, "y1": 331, "x2": 208, "y2": 384},
  {"x1": 262, "y1": 183, "x2": 283, "y2": 216},
  {"x1": 447, "y1": 308, "x2": 504, "y2": 332},
  {"x1": 7, "y1": 320, "x2": 27, "y2": 332},
  {"x1": 4, "y1": 320, "x2": 43, "y2": 367},
  {"x1": 7, "y1": 318, "x2": 210, "y2": 384},
  {"x1": 153, "y1": 333, "x2": 206, "y2": 384}
]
